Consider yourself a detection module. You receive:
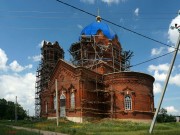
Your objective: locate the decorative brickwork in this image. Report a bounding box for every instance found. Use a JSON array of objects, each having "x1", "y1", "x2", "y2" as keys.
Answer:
[
  {"x1": 38, "y1": 17, "x2": 154, "y2": 122},
  {"x1": 40, "y1": 60, "x2": 154, "y2": 121}
]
